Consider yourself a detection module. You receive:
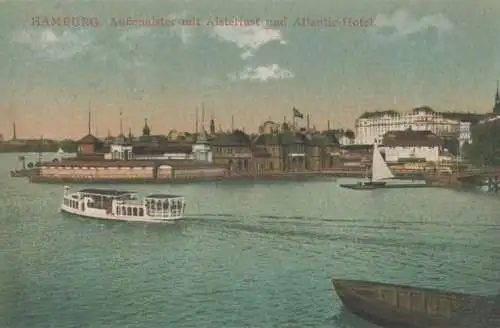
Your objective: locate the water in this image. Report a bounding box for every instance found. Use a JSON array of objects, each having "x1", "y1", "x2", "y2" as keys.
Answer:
[{"x1": 1, "y1": 153, "x2": 500, "y2": 328}]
